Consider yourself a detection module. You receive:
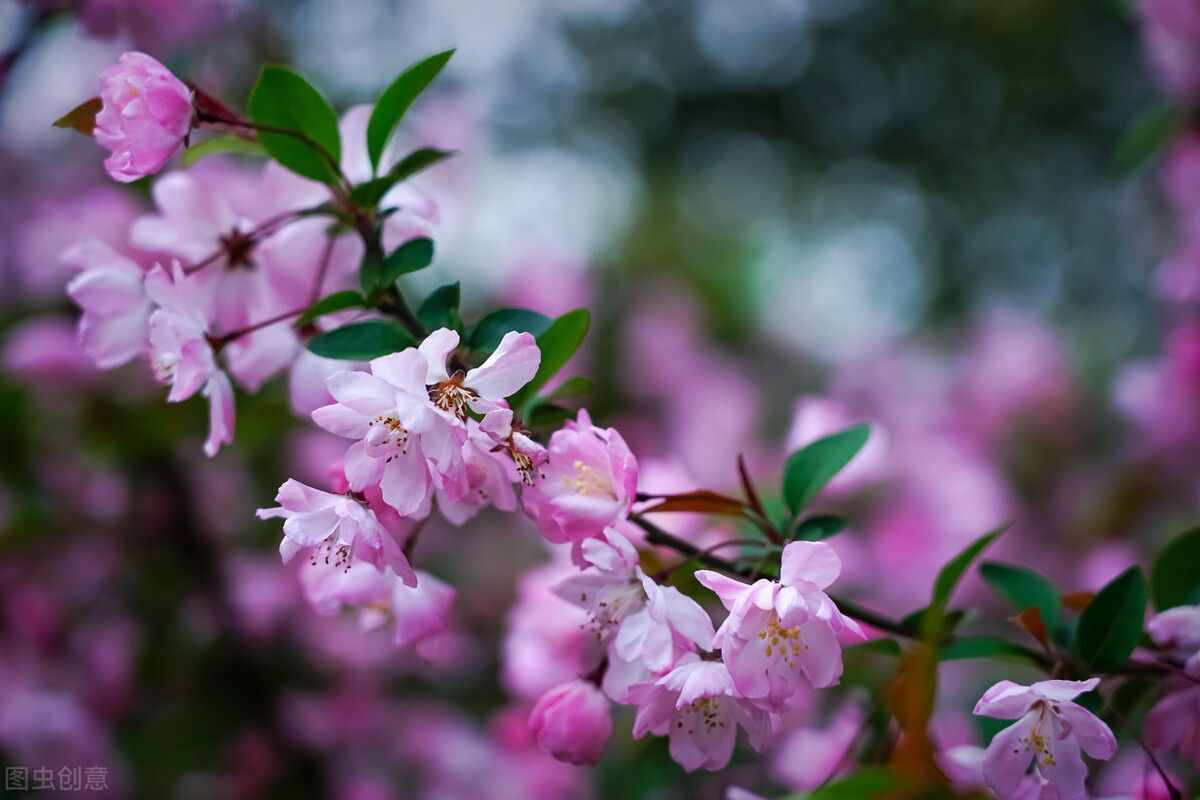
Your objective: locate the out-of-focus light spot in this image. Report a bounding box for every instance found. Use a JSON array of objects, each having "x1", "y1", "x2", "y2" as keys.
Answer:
[
  {"x1": 693, "y1": 0, "x2": 813, "y2": 83},
  {"x1": 754, "y1": 222, "x2": 928, "y2": 361}
]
